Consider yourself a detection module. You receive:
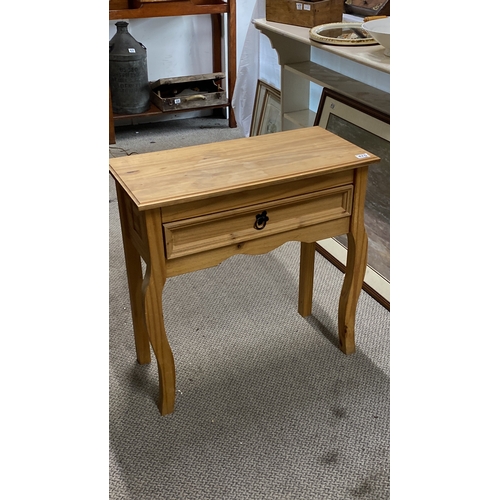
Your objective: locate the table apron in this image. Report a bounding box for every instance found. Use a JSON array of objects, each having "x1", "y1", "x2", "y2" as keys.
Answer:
[{"x1": 163, "y1": 217, "x2": 351, "y2": 278}]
